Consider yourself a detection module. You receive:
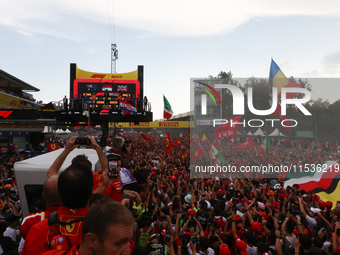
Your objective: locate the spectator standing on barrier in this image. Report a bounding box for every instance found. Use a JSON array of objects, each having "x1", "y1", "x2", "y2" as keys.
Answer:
[{"x1": 63, "y1": 96, "x2": 68, "y2": 110}]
